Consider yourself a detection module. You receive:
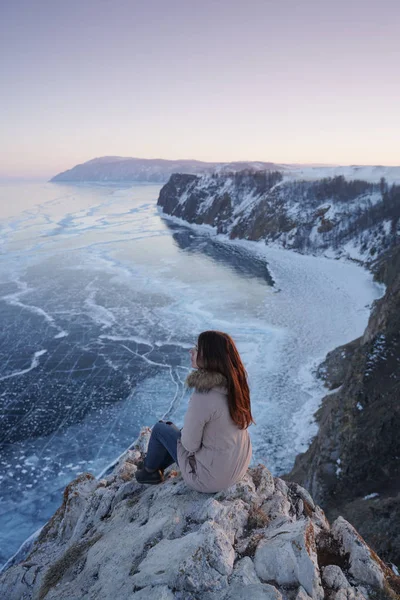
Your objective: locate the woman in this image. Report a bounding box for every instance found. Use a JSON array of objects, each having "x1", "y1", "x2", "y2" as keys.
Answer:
[{"x1": 135, "y1": 330, "x2": 254, "y2": 493}]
